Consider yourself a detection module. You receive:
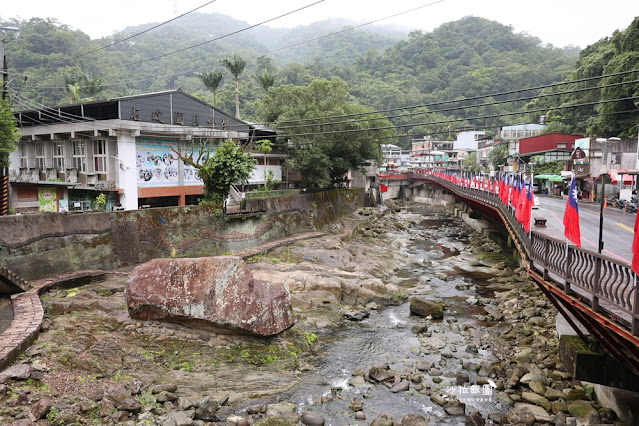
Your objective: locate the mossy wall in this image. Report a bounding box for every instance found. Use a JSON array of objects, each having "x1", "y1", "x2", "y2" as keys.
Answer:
[{"x1": 0, "y1": 189, "x2": 365, "y2": 282}]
